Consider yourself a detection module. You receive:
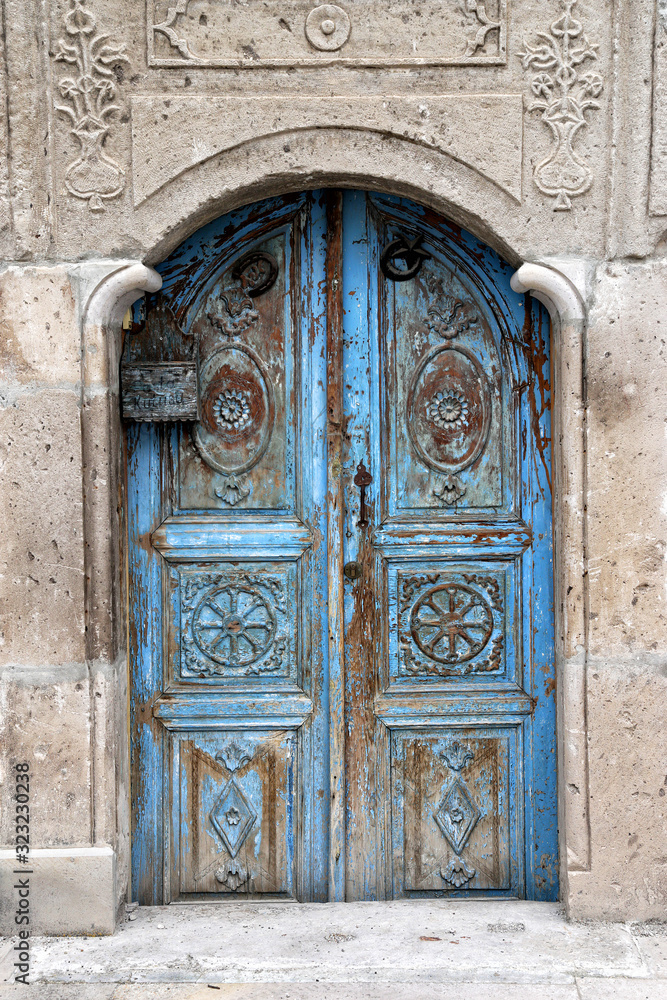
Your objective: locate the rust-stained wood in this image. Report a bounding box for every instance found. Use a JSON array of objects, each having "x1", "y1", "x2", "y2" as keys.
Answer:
[
  {"x1": 325, "y1": 189, "x2": 346, "y2": 902},
  {"x1": 342, "y1": 190, "x2": 381, "y2": 900}
]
